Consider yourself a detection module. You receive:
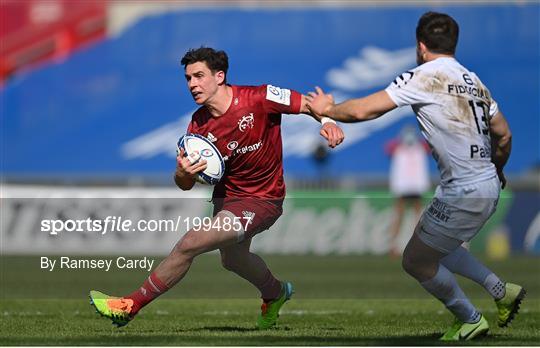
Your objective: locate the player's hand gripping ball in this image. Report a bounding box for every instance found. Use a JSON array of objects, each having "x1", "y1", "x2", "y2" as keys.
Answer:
[{"x1": 177, "y1": 134, "x2": 225, "y2": 185}]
